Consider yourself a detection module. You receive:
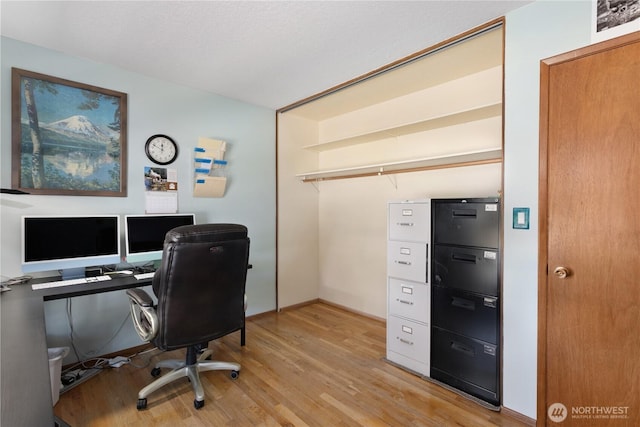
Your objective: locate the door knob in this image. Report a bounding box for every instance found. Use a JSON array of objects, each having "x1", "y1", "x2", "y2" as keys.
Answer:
[{"x1": 553, "y1": 266, "x2": 570, "y2": 279}]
